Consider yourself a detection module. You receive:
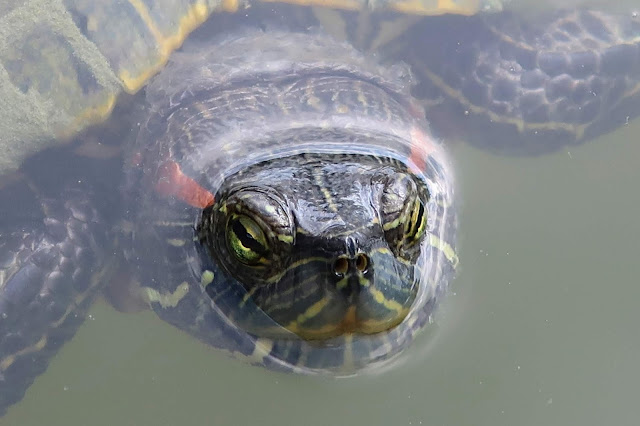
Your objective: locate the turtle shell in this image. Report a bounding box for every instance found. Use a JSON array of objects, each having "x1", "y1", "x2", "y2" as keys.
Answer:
[{"x1": 0, "y1": 0, "x2": 492, "y2": 176}]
